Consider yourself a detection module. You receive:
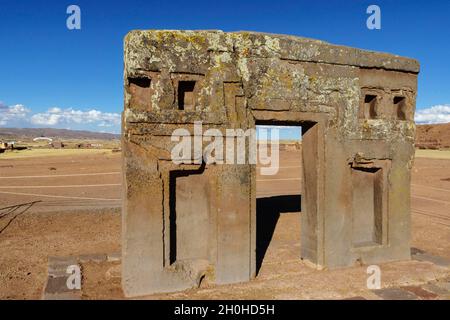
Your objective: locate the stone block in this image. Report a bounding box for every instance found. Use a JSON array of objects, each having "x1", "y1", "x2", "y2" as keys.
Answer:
[
  {"x1": 78, "y1": 254, "x2": 107, "y2": 263},
  {"x1": 122, "y1": 30, "x2": 419, "y2": 296},
  {"x1": 372, "y1": 288, "x2": 418, "y2": 300}
]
